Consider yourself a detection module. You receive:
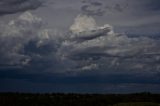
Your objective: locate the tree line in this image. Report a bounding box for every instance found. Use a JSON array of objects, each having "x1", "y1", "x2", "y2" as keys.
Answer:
[{"x1": 0, "y1": 92, "x2": 160, "y2": 106}]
